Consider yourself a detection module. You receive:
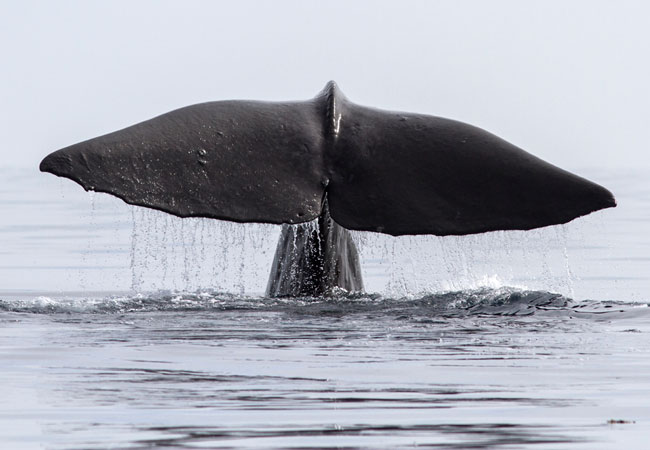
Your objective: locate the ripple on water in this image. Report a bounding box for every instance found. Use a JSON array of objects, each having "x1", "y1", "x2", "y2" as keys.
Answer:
[{"x1": 0, "y1": 288, "x2": 648, "y2": 449}]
